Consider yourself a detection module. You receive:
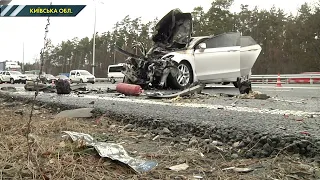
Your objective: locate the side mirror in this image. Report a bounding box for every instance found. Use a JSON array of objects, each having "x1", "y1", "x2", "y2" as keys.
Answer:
[{"x1": 198, "y1": 43, "x2": 206, "y2": 50}]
